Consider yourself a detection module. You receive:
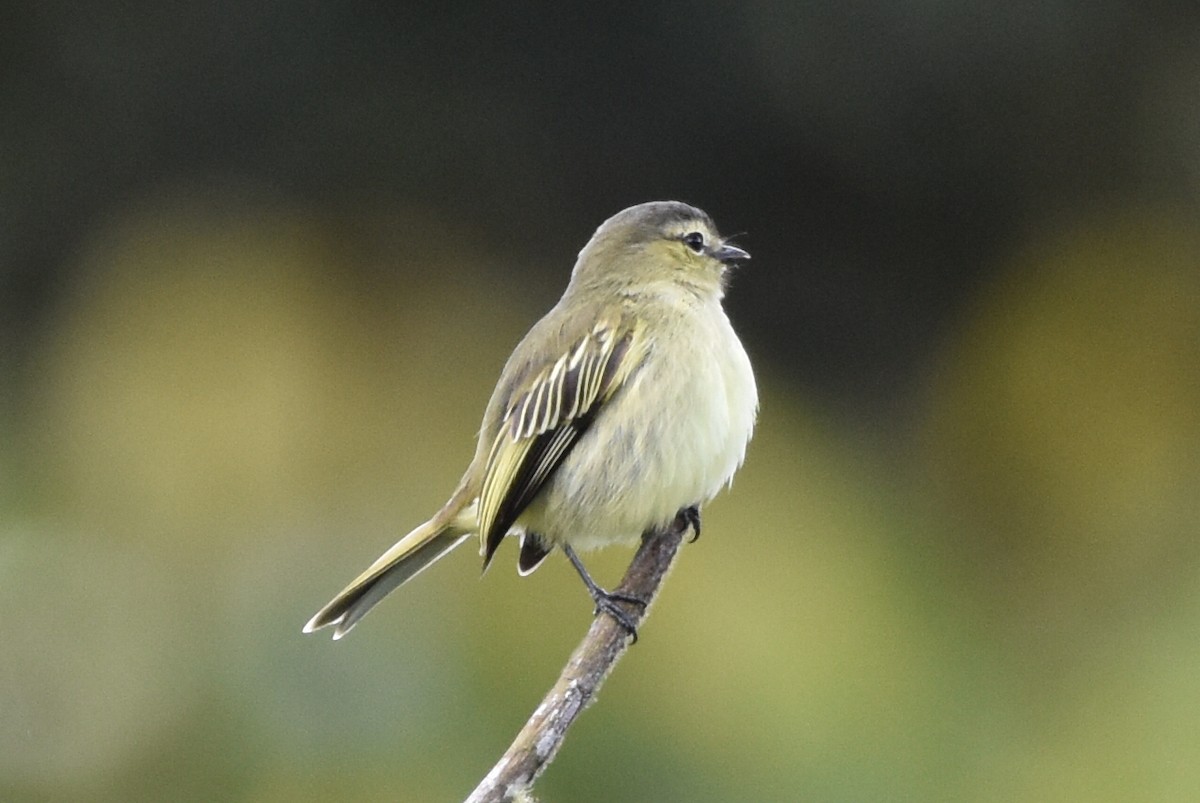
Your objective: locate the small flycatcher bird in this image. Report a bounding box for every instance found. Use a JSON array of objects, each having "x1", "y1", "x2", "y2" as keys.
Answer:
[{"x1": 304, "y1": 201, "x2": 757, "y2": 639}]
